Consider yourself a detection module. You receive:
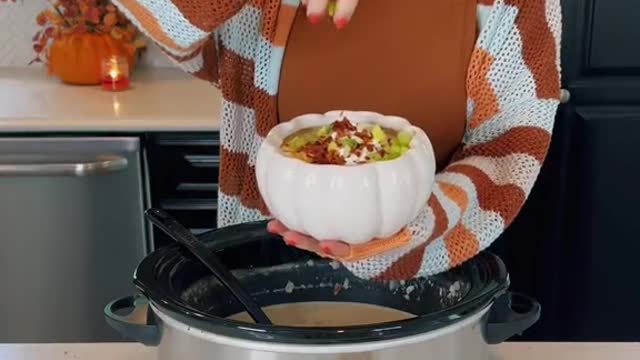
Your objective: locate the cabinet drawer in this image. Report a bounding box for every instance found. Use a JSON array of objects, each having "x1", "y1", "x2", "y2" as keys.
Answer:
[{"x1": 146, "y1": 132, "x2": 220, "y2": 248}]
